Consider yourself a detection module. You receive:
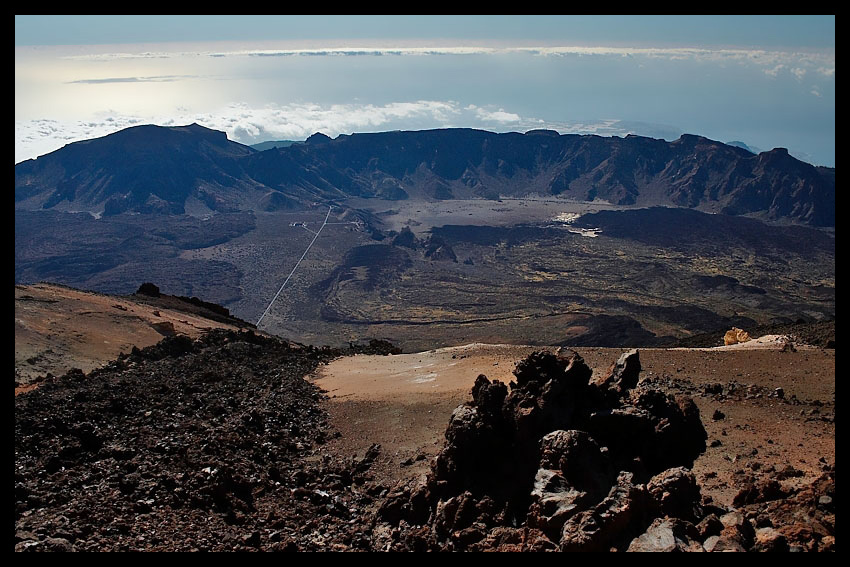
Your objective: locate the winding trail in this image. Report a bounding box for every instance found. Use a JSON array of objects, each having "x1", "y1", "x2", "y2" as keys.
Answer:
[{"x1": 256, "y1": 205, "x2": 333, "y2": 328}]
